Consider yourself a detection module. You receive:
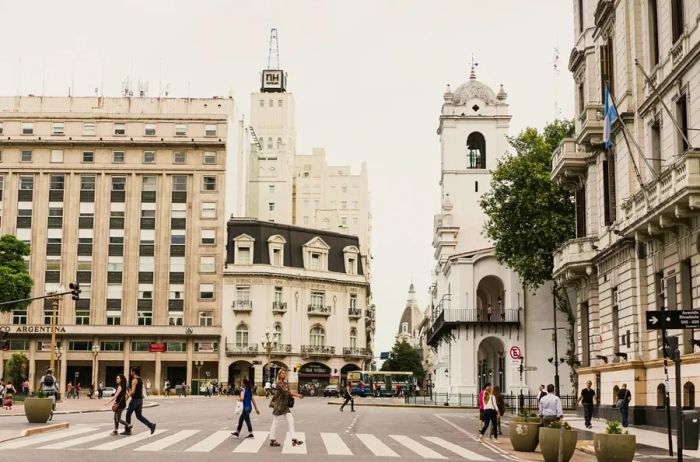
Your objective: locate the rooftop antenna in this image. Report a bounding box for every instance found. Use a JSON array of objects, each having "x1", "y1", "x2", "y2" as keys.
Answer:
[
  {"x1": 137, "y1": 80, "x2": 149, "y2": 97},
  {"x1": 553, "y1": 46, "x2": 561, "y2": 119},
  {"x1": 469, "y1": 53, "x2": 479, "y2": 79},
  {"x1": 267, "y1": 28, "x2": 280, "y2": 69}
]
